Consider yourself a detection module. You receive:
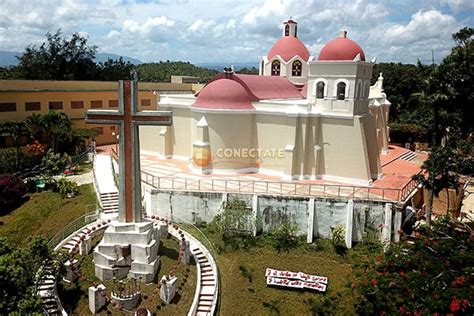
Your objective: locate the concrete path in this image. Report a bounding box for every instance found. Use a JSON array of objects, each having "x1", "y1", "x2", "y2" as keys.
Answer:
[{"x1": 94, "y1": 154, "x2": 118, "y2": 194}]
